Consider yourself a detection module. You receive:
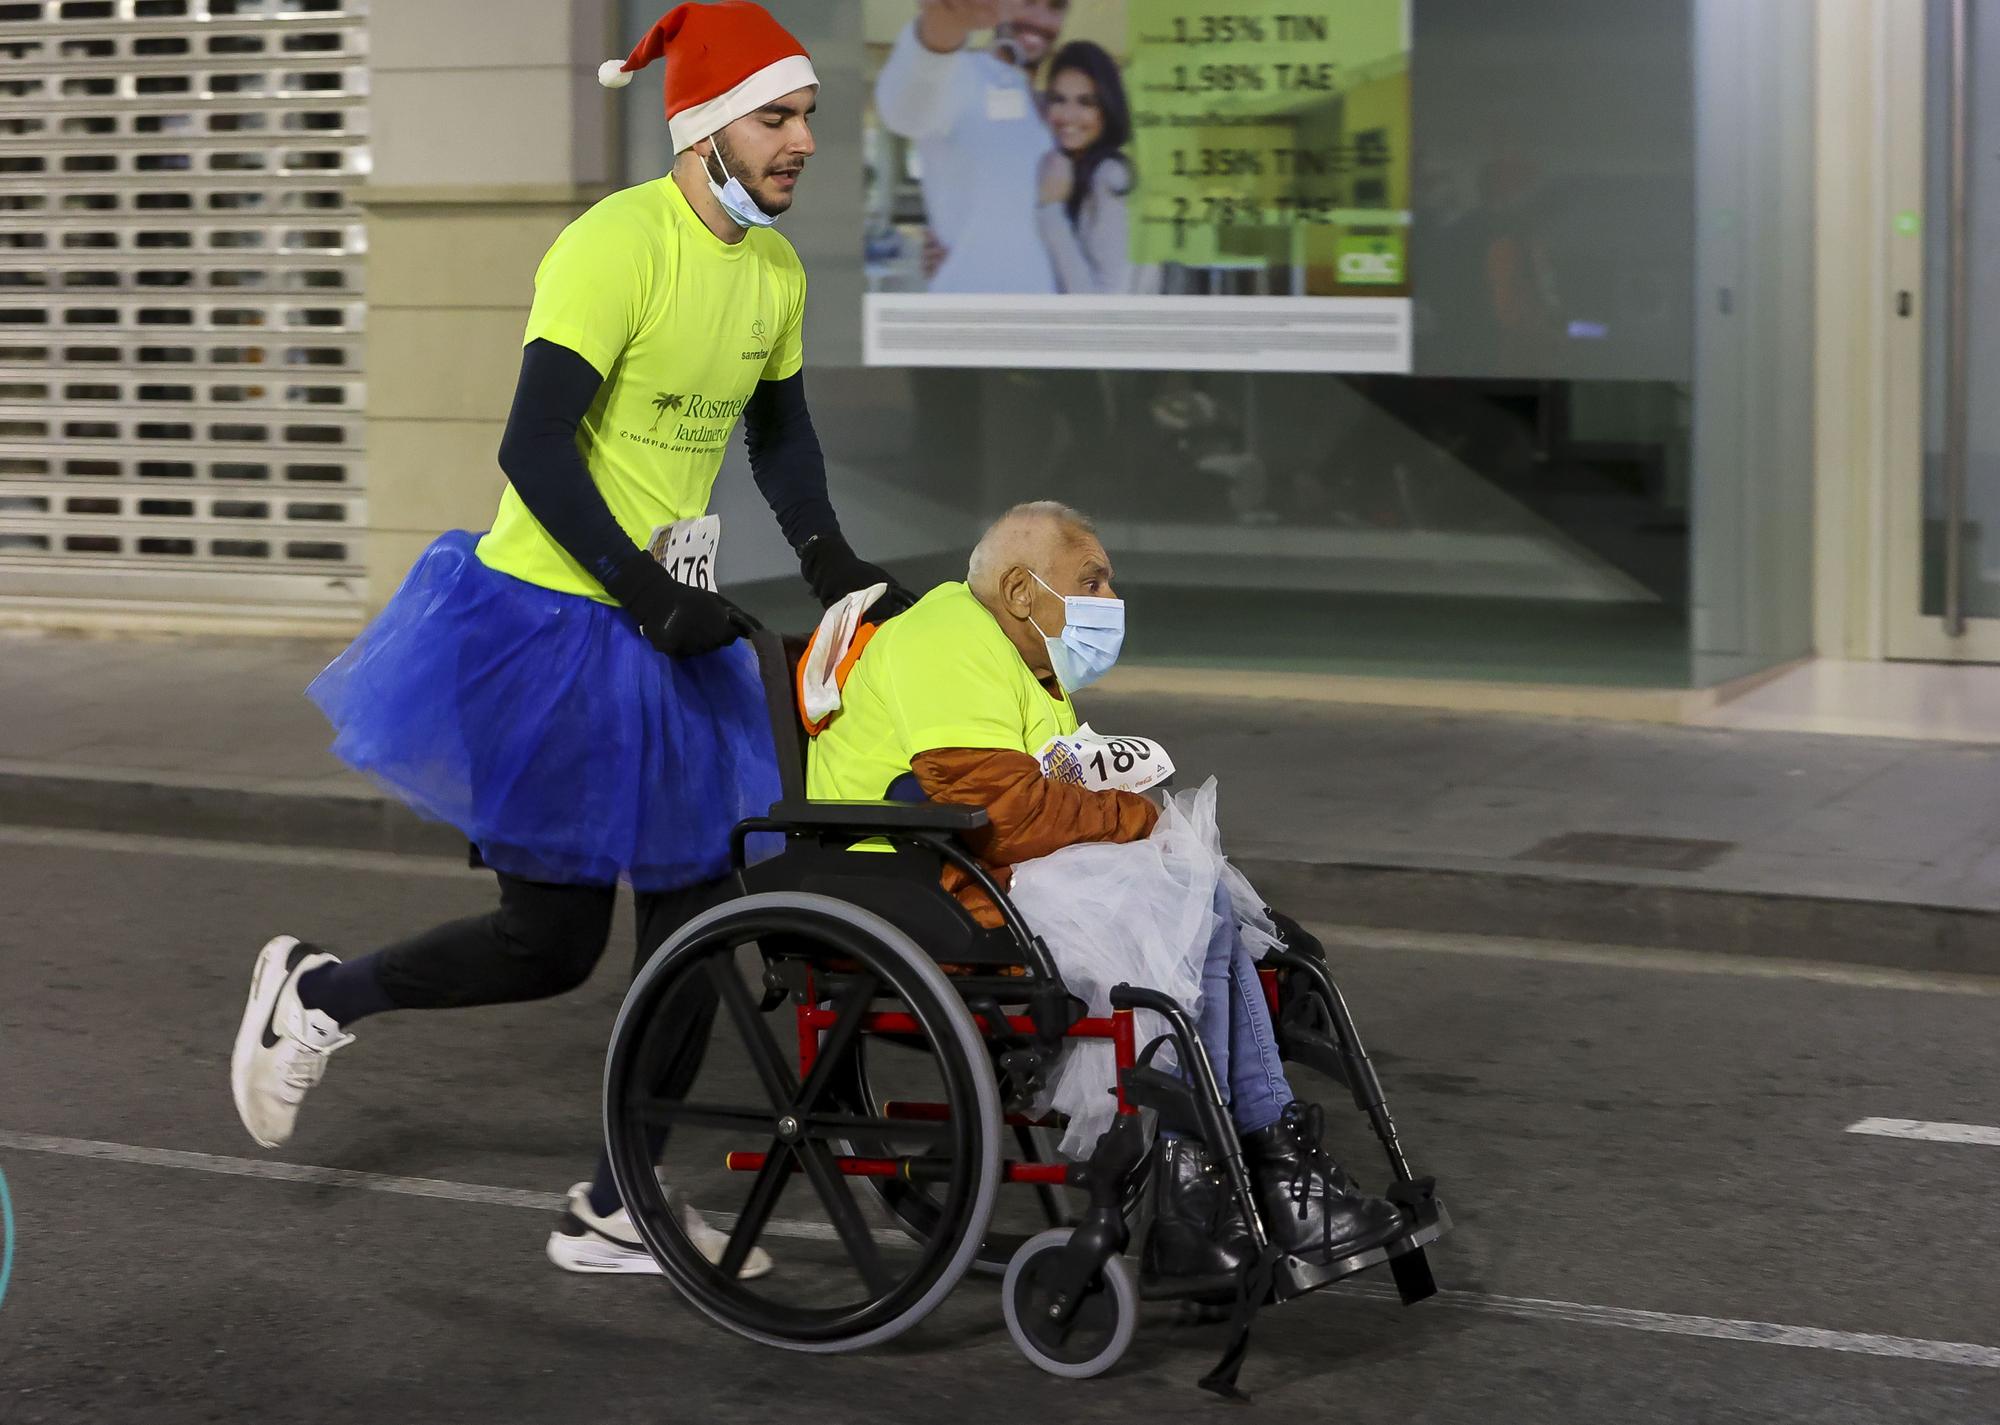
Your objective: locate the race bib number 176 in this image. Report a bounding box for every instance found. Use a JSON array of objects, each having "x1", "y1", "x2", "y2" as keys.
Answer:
[{"x1": 646, "y1": 513, "x2": 721, "y2": 594}]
